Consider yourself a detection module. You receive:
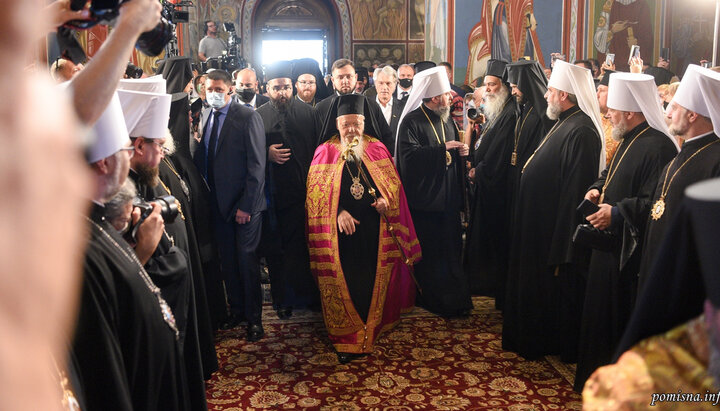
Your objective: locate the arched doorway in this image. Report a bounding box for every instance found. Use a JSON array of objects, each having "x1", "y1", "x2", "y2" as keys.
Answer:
[{"x1": 251, "y1": 0, "x2": 341, "y2": 74}]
